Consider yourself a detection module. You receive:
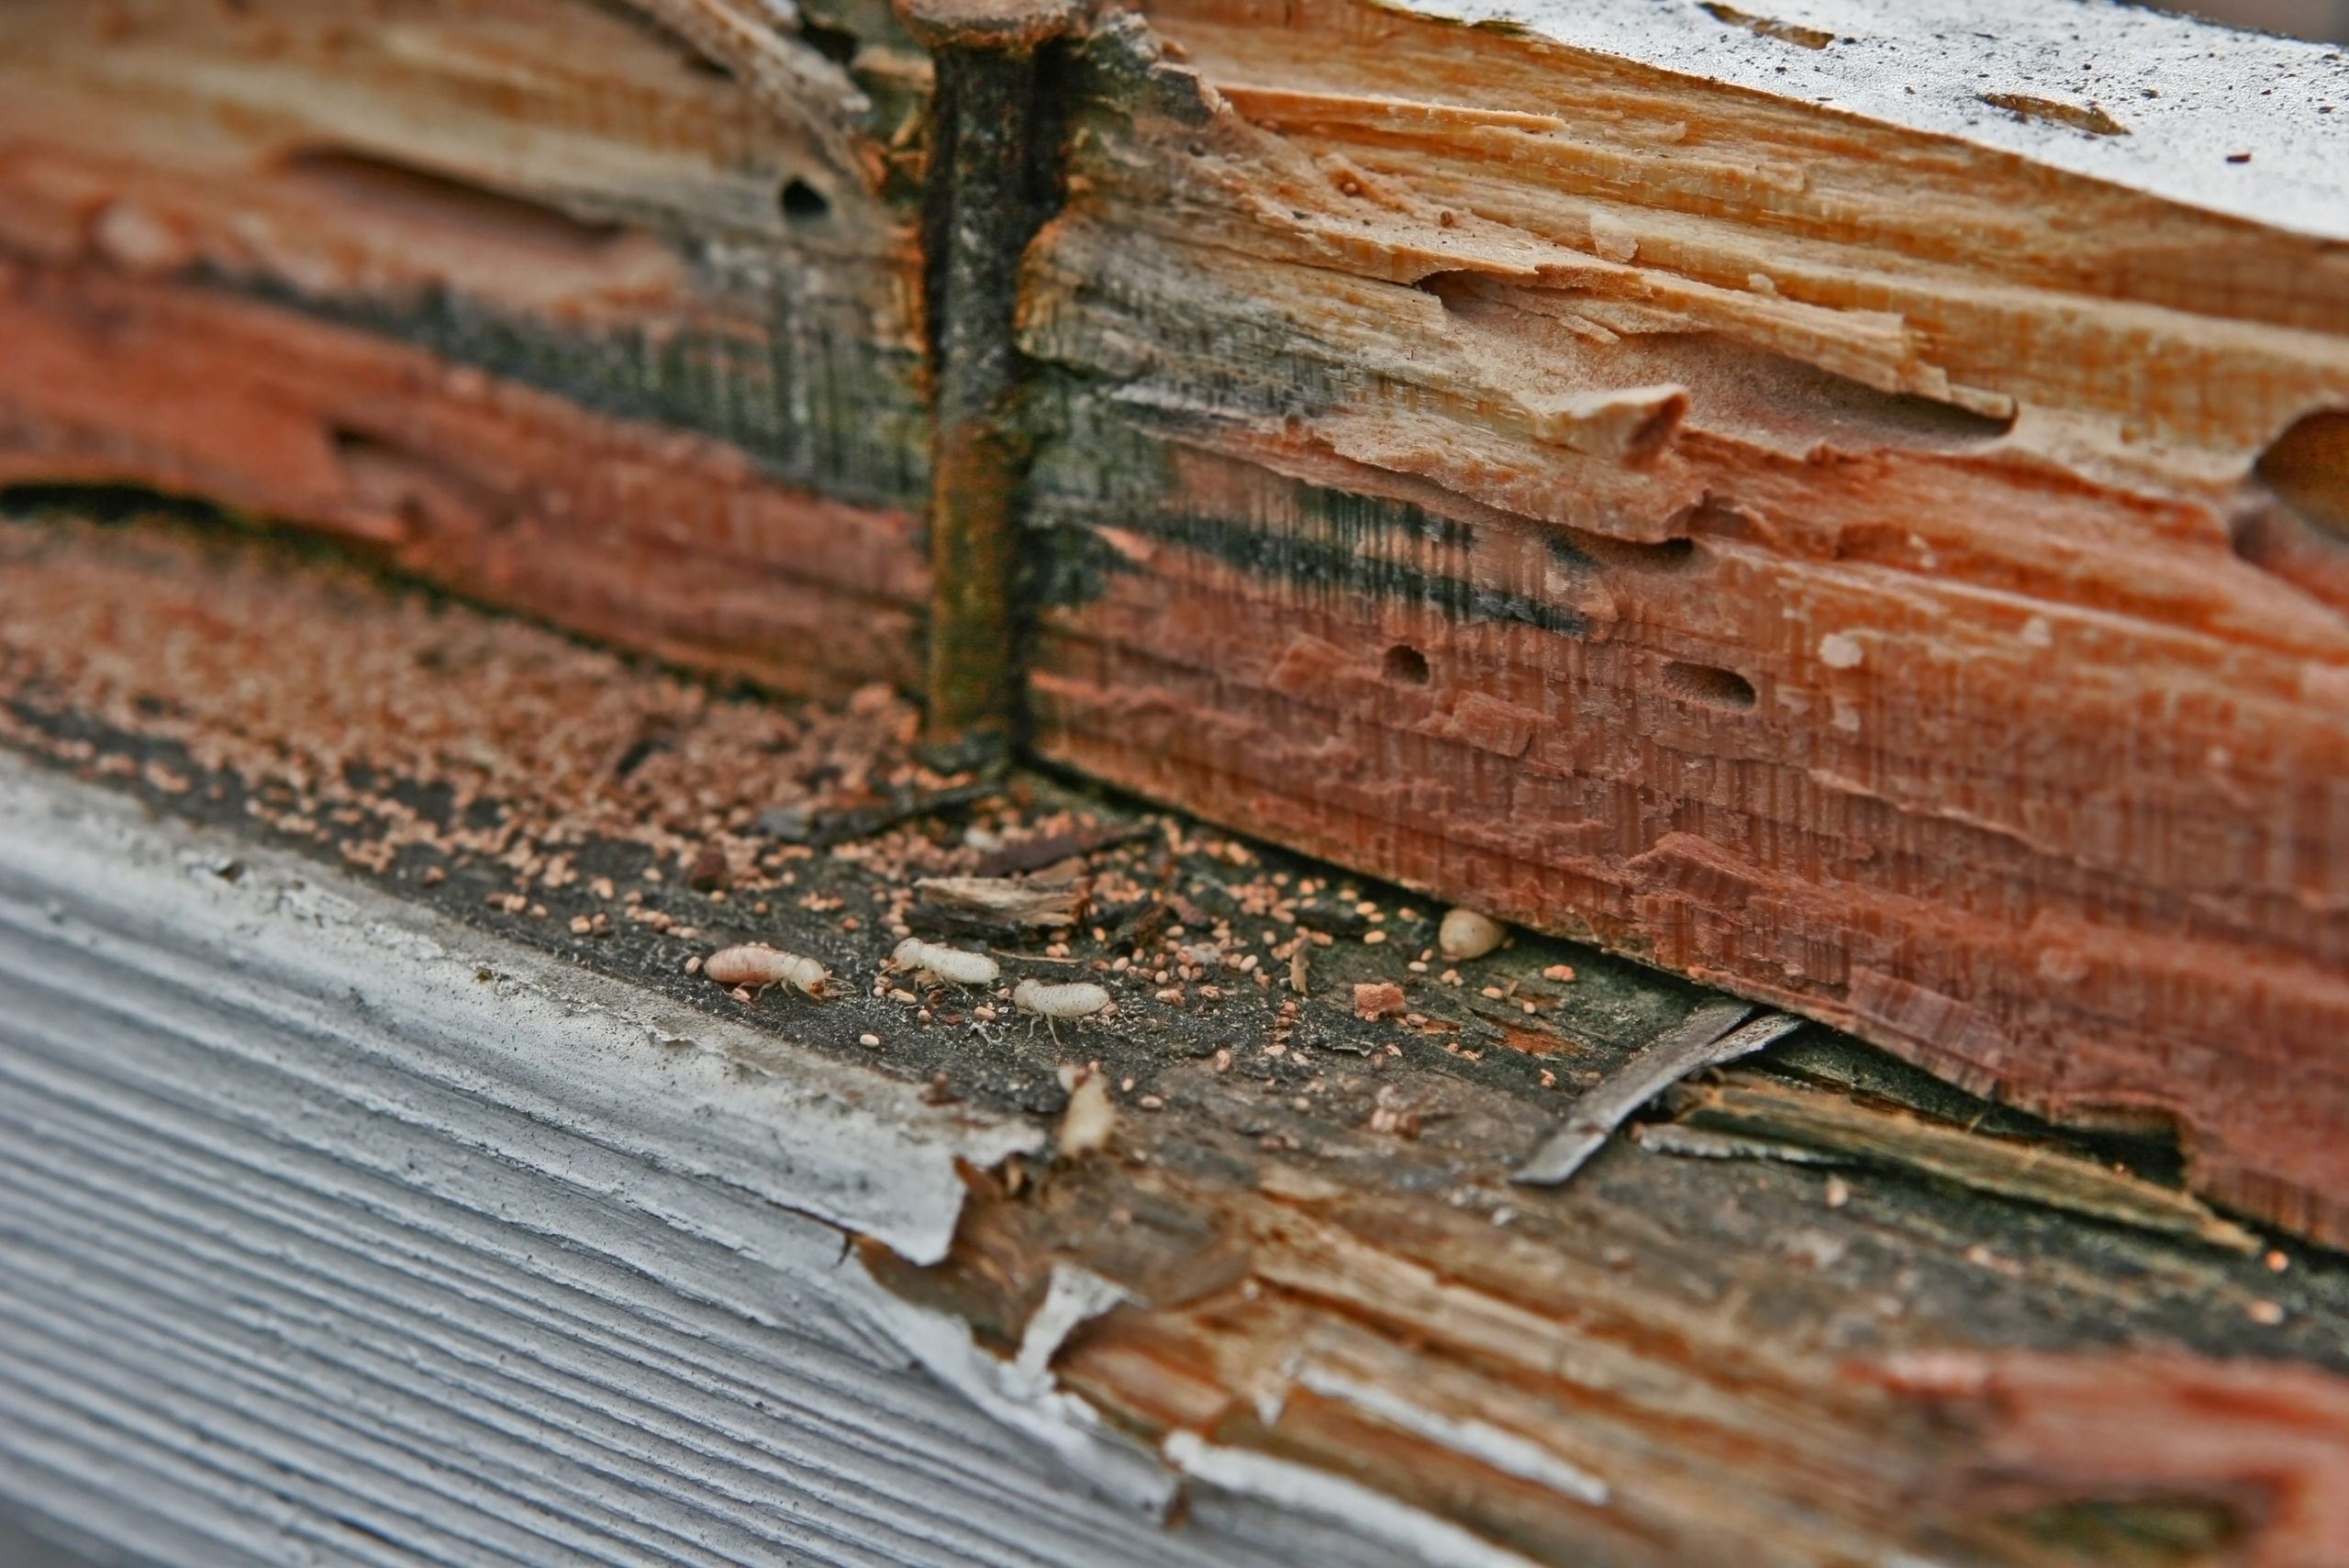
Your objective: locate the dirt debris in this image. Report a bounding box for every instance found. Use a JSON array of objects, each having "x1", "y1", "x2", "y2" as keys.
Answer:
[
  {"x1": 0, "y1": 513, "x2": 960, "y2": 890},
  {"x1": 4, "y1": 502, "x2": 2343, "y2": 1389}
]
